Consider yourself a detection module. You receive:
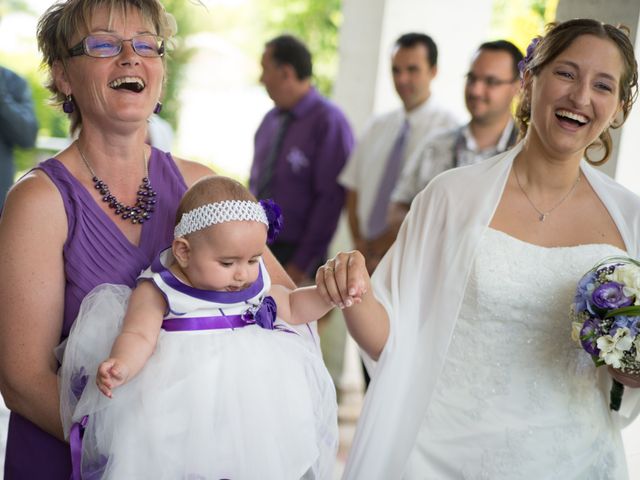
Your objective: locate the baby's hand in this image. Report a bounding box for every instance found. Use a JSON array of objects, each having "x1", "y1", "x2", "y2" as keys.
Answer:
[
  {"x1": 316, "y1": 250, "x2": 370, "y2": 309},
  {"x1": 96, "y1": 359, "x2": 129, "y2": 398}
]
